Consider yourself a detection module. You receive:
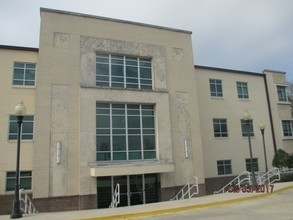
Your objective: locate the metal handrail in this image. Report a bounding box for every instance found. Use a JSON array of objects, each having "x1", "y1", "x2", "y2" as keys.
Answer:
[
  {"x1": 19, "y1": 188, "x2": 38, "y2": 214},
  {"x1": 109, "y1": 183, "x2": 120, "y2": 208},
  {"x1": 258, "y1": 168, "x2": 280, "y2": 184},
  {"x1": 214, "y1": 171, "x2": 251, "y2": 194},
  {"x1": 172, "y1": 176, "x2": 199, "y2": 200}
]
